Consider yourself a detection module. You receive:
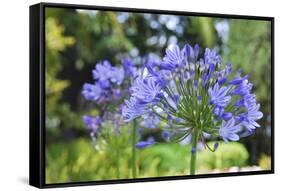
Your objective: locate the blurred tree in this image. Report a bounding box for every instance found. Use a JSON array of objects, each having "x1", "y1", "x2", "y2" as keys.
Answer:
[{"x1": 45, "y1": 15, "x2": 81, "y2": 143}]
